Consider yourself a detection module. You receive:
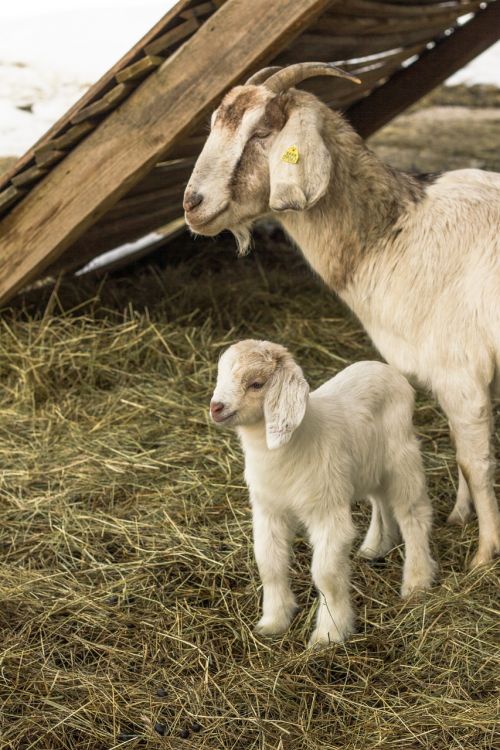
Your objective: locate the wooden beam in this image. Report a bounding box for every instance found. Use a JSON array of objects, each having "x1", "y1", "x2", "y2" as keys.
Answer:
[
  {"x1": 0, "y1": 0, "x2": 331, "y2": 304},
  {"x1": 346, "y1": 1, "x2": 500, "y2": 139},
  {"x1": 0, "y1": 0, "x2": 194, "y2": 192}
]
